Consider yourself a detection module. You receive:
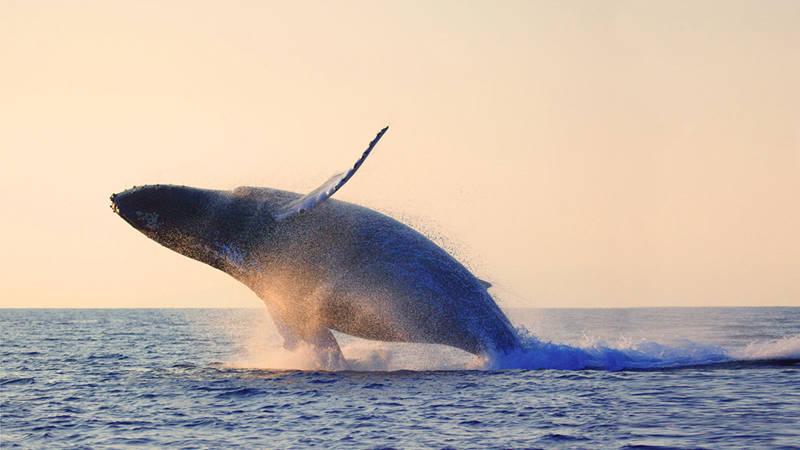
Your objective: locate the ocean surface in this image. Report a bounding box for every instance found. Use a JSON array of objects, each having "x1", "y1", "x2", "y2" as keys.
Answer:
[{"x1": 1, "y1": 307, "x2": 798, "y2": 448}]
